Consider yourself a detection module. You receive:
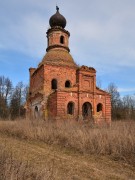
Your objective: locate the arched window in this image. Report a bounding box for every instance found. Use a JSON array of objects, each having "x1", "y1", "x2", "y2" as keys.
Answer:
[
  {"x1": 97, "y1": 103, "x2": 103, "y2": 112},
  {"x1": 67, "y1": 102, "x2": 74, "y2": 115},
  {"x1": 65, "y1": 80, "x2": 71, "y2": 88},
  {"x1": 60, "y1": 36, "x2": 64, "y2": 44},
  {"x1": 82, "y1": 102, "x2": 92, "y2": 119},
  {"x1": 51, "y1": 79, "x2": 57, "y2": 90}
]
